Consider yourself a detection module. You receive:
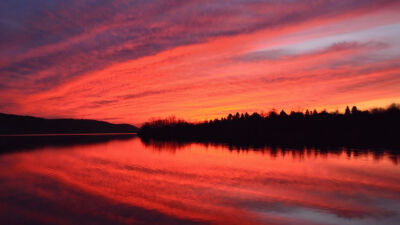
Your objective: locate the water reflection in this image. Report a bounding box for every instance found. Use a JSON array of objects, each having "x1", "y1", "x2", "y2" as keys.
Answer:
[
  {"x1": 142, "y1": 139, "x2": 400, "y2": 165},
  {"x1": 0, "y1": 136, "x2": 399, "y2": 225},
  {"x1": 0, "y1": 133, "x2": 136, "y2": 153}
]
